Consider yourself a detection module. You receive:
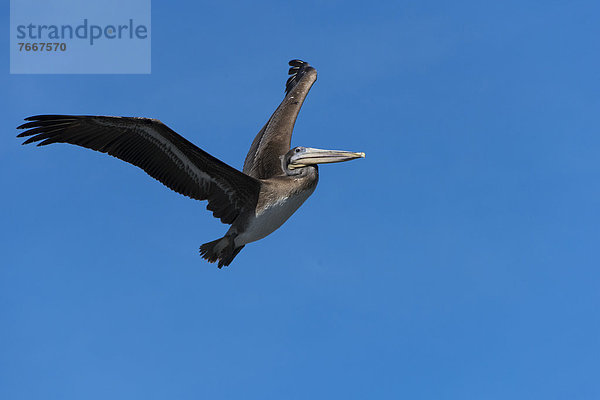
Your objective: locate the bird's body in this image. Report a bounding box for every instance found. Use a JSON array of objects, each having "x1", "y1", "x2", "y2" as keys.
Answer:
[
  {"x1": 17, "y1": 60, "x2": 364, "y2": 267},
  {"x1": 232, "y1": 171, "x2": 318, "y2": 246}
]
